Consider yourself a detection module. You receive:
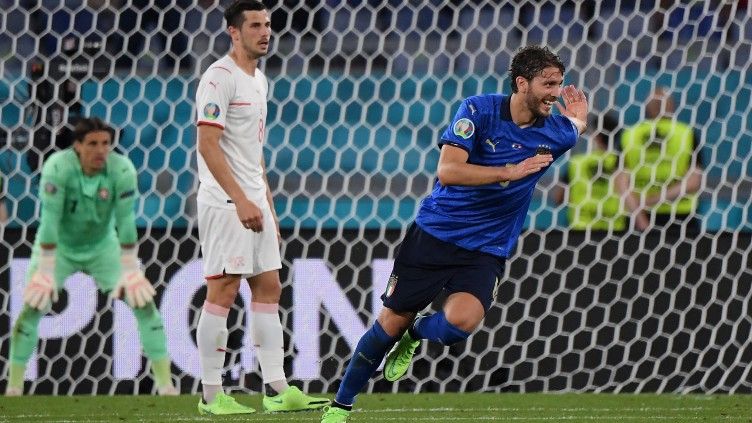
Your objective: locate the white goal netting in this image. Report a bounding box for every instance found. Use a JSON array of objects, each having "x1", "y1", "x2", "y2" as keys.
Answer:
[{"x1": 1, "y1": 0, "x2": 751, "y2": 395}]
